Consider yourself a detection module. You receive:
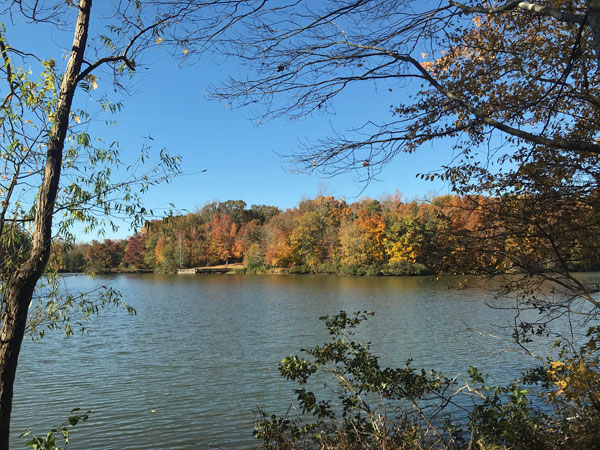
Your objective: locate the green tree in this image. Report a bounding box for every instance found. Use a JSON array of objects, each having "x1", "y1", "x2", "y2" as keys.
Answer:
[
  {"x1": 84, "y1": 239, "x2": 126, "y2": 274},
  {"x1": 286, "y1": 197, "x2": 345, "y2": 270},
  {"x1": 0, "y1": 1, "x2": 267, "y2": 446},
  {"x1": 154, "y1": 236, "x2": 179, "y2": 273},
  {"x1": 244, "y1": 242, "x2": 266, "y2": 270},
  {"x1": 62, "y1": 244, "x2": 87, "y2": 273}
]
